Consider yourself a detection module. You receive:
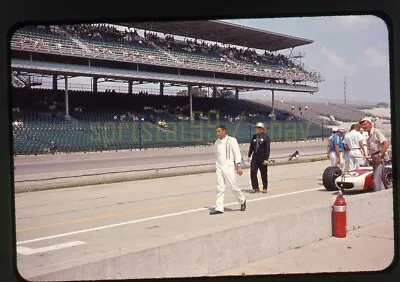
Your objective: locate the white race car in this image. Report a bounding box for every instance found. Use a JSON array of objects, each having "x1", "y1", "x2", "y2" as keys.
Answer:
[{"x1": 322, "y1": 162, "x2": 393, "y2": 192}]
